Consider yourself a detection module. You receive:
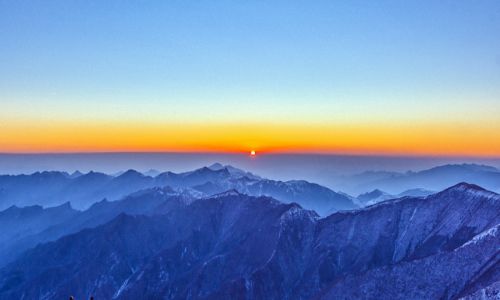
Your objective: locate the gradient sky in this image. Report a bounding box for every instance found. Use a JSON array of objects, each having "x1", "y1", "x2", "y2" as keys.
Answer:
[{"x1": 1, "y1": 0, "x2": 499, "y2": 156}]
